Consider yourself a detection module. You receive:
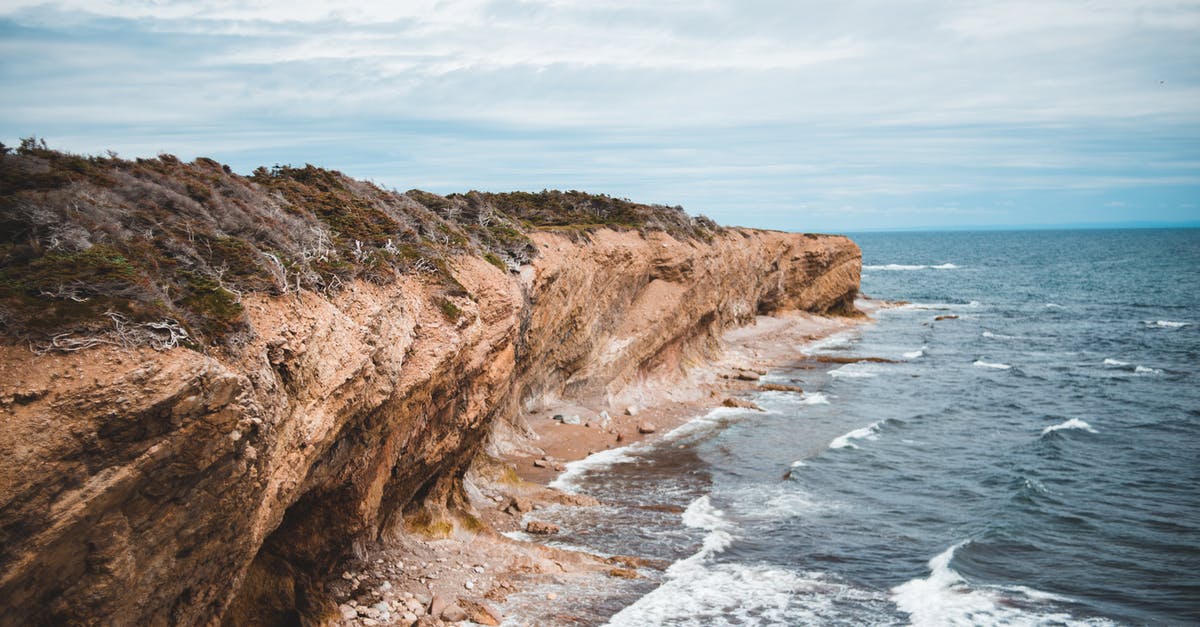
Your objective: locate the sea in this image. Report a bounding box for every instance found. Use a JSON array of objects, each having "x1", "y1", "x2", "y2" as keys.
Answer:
[{"x1": 503, "y1": 229, "x2": 1200, "y2": 626}]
